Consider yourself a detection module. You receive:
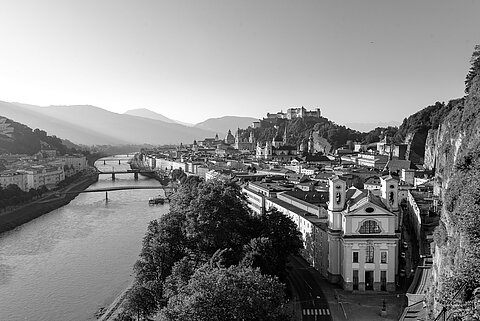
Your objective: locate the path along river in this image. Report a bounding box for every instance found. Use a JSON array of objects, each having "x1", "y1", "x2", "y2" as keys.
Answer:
[{"x1": 0, "y1": 156, "x2": 168, "y2": 321}]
